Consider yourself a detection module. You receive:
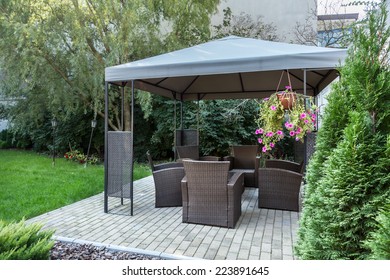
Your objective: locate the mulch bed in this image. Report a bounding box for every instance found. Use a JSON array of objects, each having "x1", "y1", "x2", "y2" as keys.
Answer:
[{"x1": 50, "y1": 241, "x2": 163, "y2": 260}]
